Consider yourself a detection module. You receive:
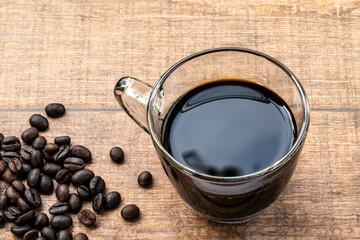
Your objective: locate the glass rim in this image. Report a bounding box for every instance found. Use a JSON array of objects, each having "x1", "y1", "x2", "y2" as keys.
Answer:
[{"x1": 147, "y1": 47, "x2": 310, "y2": 182}]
